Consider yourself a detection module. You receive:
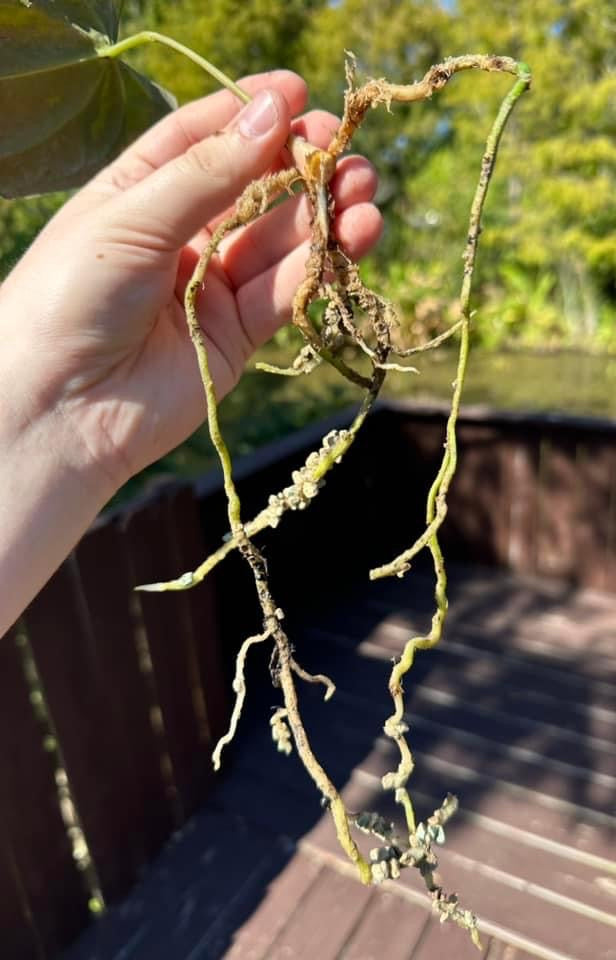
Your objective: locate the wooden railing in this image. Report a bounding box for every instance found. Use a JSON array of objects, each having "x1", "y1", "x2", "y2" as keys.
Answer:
[
  {"x1": 0, "y1": 484, "x2": 229, "y2": 959},
  {"x1": 385, "y1": 401, "x2": 616, "y2": 591},
  {"x1": 1, "y1": 401, "x2": 615, "y2": 958}
]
